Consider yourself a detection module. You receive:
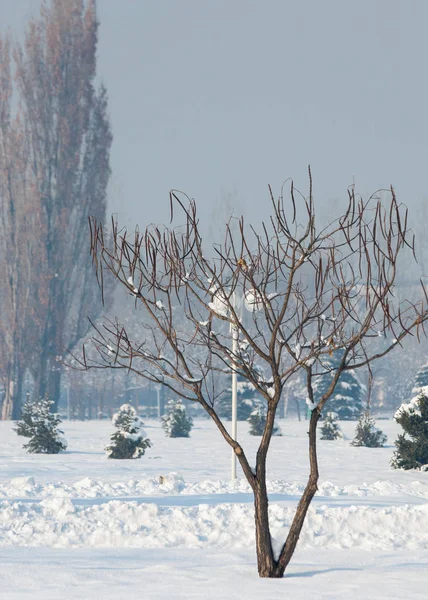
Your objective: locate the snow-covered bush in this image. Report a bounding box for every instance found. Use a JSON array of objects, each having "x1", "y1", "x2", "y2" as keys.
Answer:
[
  {"x1": 391, "y1": 393, "x2": 428, "y2": 470},
  {"x1": 314, "y1": 351, "x2": 366, "y2": 419},
  {"x1": 247, "y1": 406, "x2": 281, "y2": 436},
  {"x1": 320, "y1": 411, "x2": 343, "y2": 440},
  {"x1": 15, "y1": 396, "x2": 67, "y2": 454},
  {"x1": 105, "y1": 404, "x2": 151, "y2": 459},
  {"x1": 411, "y1": 362, "x2": 428, "y2": 397},
  {"x1": 162, "y1": 399, "x2": 193, "y2": 438},
  {"x1": 351, "y1": 410, "x2": 387, "y2": 448}
]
